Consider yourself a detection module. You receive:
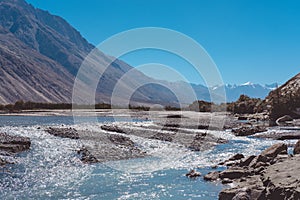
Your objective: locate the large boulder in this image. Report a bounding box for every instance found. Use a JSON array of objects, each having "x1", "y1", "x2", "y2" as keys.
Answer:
[
  {"x1": 204, "y1": 171, "x2": 220, "y2": 181},
  {"x1": 232, "y1": 191, "x2": 251, "y2": 200},
  {"x1": 238, "y1": 155, "x2": 256, "y2": 167},
  {"x1": 185, "y1": 169, "x2": 201, "y2": 178},
  {"x1": 260, "y1": 143, "x2": 287, "y2": 159},
  {"x1": 228, "y1": 153, "x2": 245, "y2": 161},
  {"x1": 101, "y1": 125, "x2": 125, "y2": 133},
  {"x1": 261, "y1": 156, "x2": 300, "y2": 199},
  {"x1": 219, "y1": 154, "x2": 245, "y2": 166},
  {"x1": 232, "y1": 126, "x2": 266, "y2": 136},
  {"x1": 219, "y1": 168, "x2": 250, "y2": 180},
  {"x1": 276, "y1": 115, "x2": 293, "y2": 126},
  {"x1": 293, "y1": 140, "x2": 300, "y2": 155},
  {"x1": 219, "y1": 188, "x2": 249, "y2": 200}
]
